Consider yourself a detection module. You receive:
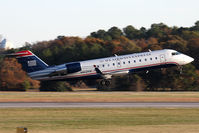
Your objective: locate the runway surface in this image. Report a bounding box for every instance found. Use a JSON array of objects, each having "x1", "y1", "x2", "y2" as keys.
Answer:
[{"x1": 0, "y1": 102, "x2": 199, "y2": 108}]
